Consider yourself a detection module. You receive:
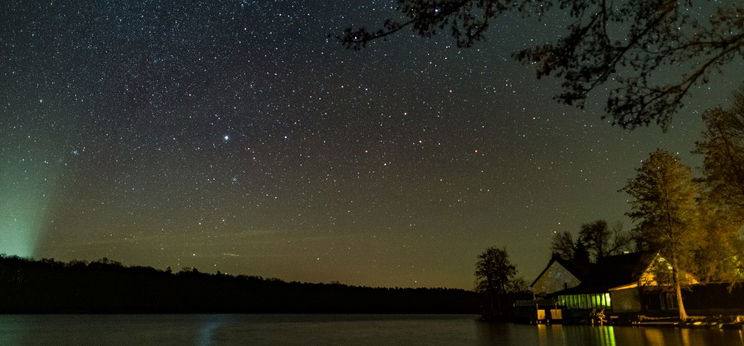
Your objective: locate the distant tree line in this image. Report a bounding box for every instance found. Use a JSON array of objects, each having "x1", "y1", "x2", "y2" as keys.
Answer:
[{"x1": 0, "y1": 256, "x2": 479, "y2": 314}]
